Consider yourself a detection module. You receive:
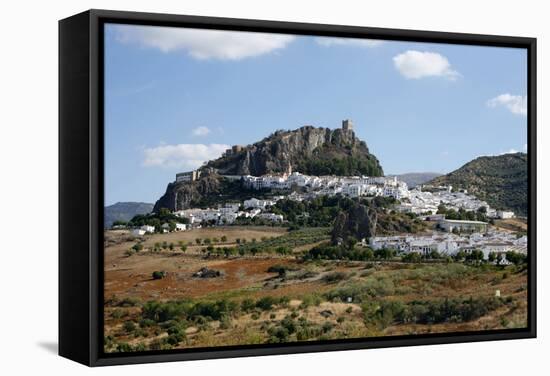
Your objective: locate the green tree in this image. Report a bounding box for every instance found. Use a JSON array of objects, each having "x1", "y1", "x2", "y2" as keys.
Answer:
[{"x1": 152, "y1": 271, "x2": 166, "y2": 280}]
